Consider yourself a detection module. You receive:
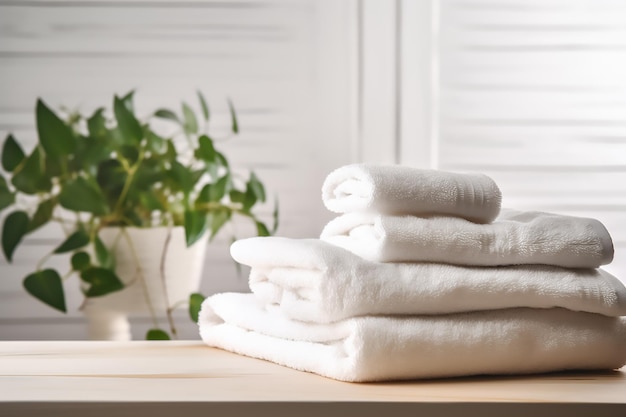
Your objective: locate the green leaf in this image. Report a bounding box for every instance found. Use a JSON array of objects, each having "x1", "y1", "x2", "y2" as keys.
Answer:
[
  {"x1": 154, "y1": 109, "x2": 179, "y2": 123},
  {"x1": 211, "y1": 174, "x2": 230, "y2": 202},
  {"x1": 80, "y1": 267, "x2": 124, "y2": 297},
  {"x1": 120, "y1": 90, "x2": 135, "y2": 112},
  {"x1": 119, "y1": 144, "x2": 139, "y2": 164},
  {"x1": 146, "y1": 130, "x2": 166, "y2": 153},
  {"x1": 11, "y1": 146, "x2": 52, "y2": 195},
  {"x1": 54, "y1": 230, "x2": 90, "y2": 254},
  {"x1": 87, "y1": 108, "x2": 107, "y2": 139},
  {"x1": 2, "y1": 134, "x2": 26, "y2": 172},
  {"x1": 215, "y1": 151, "x2": 229, "y2": 169},
  {"x1": 94, "y1": 235, "x2": 114, "y2": 269},
  {"x1": 189, "y1": 292, "x2": 205, "y2": 322},
  {"x1": 248, "y1": 172, "x2": 266, "y2": 202},
  {"x1": 208, "y1": 208, "x2": 230, "y2": 240},
  {"x1": 182, "y1": 102, "x2": 198, "y2": 135},
  {"x1": 107, "y1": 127, "x2": 126, "y2": 148},
  {"x1": 0, "y1": 176, "x2": 15, "y2": 212},
  {"x1": 228, "y1": 99, "x2": 239, "y2": 134},
  {"x1": 73, "y1": 137, "x2": 111, "y2": 173},
  {"x1": 28, "y1": 198, "x2": 55, "y2": 233},
  {"x1": 170, "y1": 161, "x2": 195, "y2": 195},
  {"x1": 139, "y1": 192, "x2": 164, "y2": 211},
  {"x1": 228, "y1": 189, "x2": 245, "y2": 205},
  {"x1": 123, "y1": 211, "x2": 145, "y2": 227},
  {"x1": 96, "y1": 159, "x2": 126, "y2": 200},
  {"x1": 240, "y1": 172, "x2": 266, "y2": 212},
  {"x1": 191, "y1": 169, "x2": 205, "y2": 187},
  {"x1": 195, "y1": 135, "x2": 216, "y2": 162},
  {"x1": 272, "y1": 196, "x2": 279, "y2": 233},
  {"x1": 1, "y1": 211, "x2": 29, "y2": 262},
  {"x1": 197, "y1": 91, "x2": 210, "y2": 121},
  {"x1": 184, "y1": 210, "x2": 208, "y2": 247},
  {"x1": 59, "y1": 176, "x2": 109, "y2": 215},
  {"x1": 133, "y1": 158, "x2": 165, "y2": 191},
  {"x1": 114, "y1": 95, "x2": 142, "y2": 144},
  {"x1": 164, "y1": 140, "x2": 177, "y2": 161},
  {"x1": 71, "y1": 251, "x2": 91, "y2": 271},
  {"x1": 196, "y1": 184, "x2": 211, "y2": 204},
  {"x1": 146, "y1": 329, "x2": 171, "y2": 340},
  {"x1": 242, "y1": 186, "x2": 257, "y2": 212},
  {"x1": 44, "y1": 152, "x2": 63, "y2": 178},
  {"x1": 256, "y1": 221, "x2": 270, "y2": 237},
  {"x1": 35, "y1": 99, "x2": 76, "y2": 158},
  {"x1": 23, "y1": 269, "x2": 66, "y2": 313}
]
